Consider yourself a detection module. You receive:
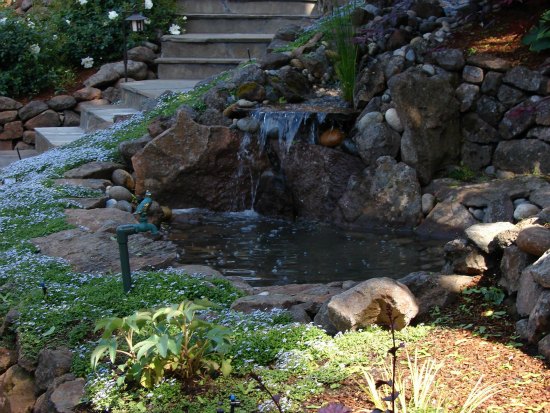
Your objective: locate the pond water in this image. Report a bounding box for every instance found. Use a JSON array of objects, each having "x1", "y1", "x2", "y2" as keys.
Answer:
[{"x1": 168, "y1": 209, "x2": 445, "y2": 286}]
